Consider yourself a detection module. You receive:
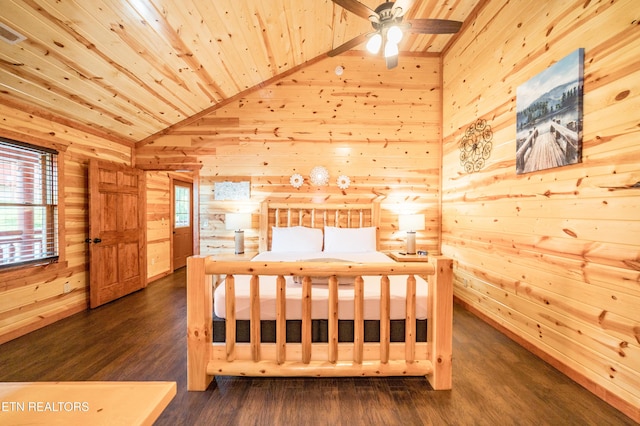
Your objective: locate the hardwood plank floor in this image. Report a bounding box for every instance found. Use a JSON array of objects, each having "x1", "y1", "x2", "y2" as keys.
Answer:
[{"x1": 0, "y1": 269, "x2": 635, "y2": 425}]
